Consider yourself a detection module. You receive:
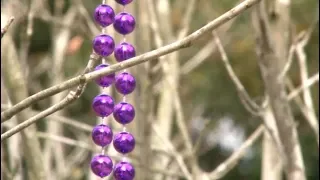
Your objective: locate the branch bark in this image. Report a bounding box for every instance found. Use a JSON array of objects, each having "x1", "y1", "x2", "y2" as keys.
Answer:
[
  {"x1": 252, "y1": 1, "x2": 306, "y2": 180},
  {"x1": 1, "y1": 0, "x2": 262, "y2": 123}
]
